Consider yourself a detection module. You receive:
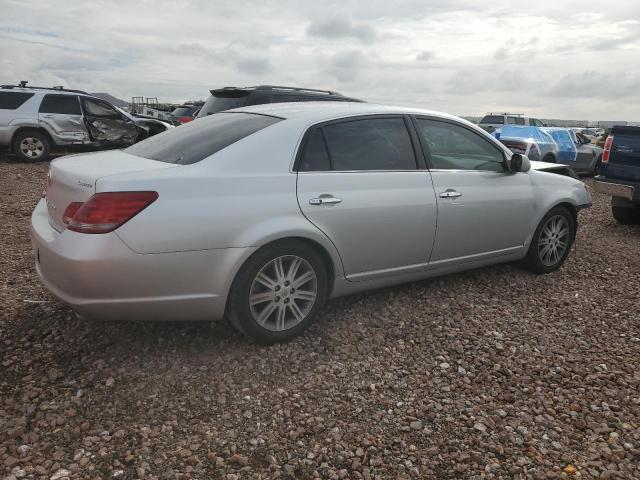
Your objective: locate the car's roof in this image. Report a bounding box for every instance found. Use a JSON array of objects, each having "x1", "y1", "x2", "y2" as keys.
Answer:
[
  {"x1": 233, "y1": 101, "x2": 468, "y2": 125},
  {"x1": 1, "y1": 87, "x2": 88, "y2": 96}
]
